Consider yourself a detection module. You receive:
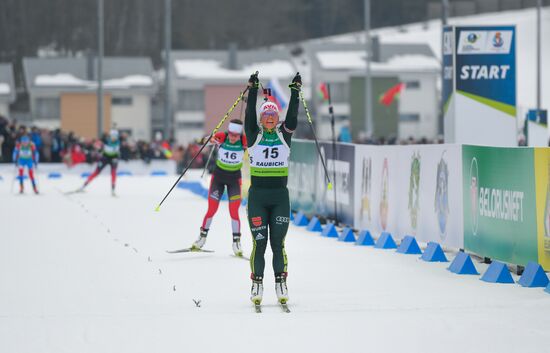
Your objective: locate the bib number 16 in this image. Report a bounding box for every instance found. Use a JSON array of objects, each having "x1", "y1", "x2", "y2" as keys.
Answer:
[{"x1": 224, "y1": 151, "x2": 237, "y2": 160}]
